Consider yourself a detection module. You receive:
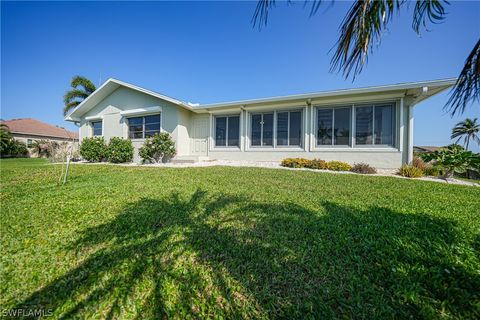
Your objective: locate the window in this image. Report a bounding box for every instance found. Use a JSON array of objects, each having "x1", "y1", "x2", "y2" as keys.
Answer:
[
  {"x1": 128, "y1": 114, "x2": 161, "y2": 139},
  {"x1": 27, "y1": 139, "x2": 33, "y2": 148},
  {"x1": 317, "y1": 107, "x2": 351, "y2": 146},
  {"x1": 355, "y1": 104, "x2": 394, "y2": 146},
  {"x1": 92, "y1": 121, "x2": 102, "y2": 136},
  {"x1": 277, "y1": 110, "x2": 302, "y2": 146},
  {"x1": 215, "y1": 115, "x2": 240, "y2": 147},
  {"x1": 251, "y1": 113, "x2": 273, "y2": 146}
]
